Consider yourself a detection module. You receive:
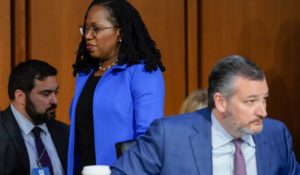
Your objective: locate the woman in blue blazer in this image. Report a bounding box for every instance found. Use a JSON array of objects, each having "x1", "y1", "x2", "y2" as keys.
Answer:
[{"x1": 67, "y1": 0, "x2": 165, "y2": 174}]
